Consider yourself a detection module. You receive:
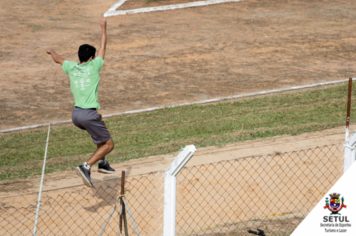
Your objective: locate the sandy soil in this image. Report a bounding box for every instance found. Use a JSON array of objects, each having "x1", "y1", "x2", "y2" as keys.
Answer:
[
  {"x1": 0, "y1": 125, "x2": 347, "y2": 235},
  {"x1": 1, "y1": 0, "x2": 356, "y2": 130}
]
